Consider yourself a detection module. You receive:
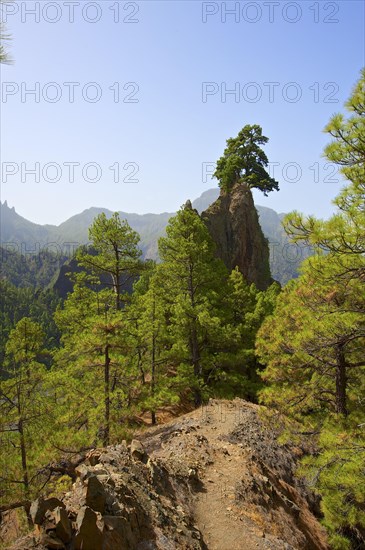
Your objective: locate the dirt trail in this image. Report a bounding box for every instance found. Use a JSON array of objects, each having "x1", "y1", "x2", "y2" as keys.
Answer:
[
  {"x1": 193, "y1": 401, "x2": 271, "y2": 550},
  {"x1": 141, "y1": 398, "x2": 327, "y2": 550}
]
